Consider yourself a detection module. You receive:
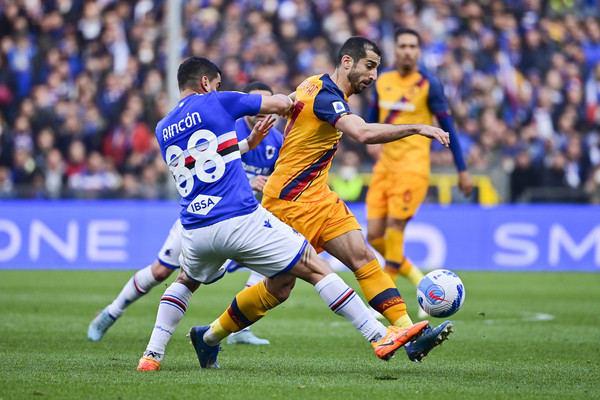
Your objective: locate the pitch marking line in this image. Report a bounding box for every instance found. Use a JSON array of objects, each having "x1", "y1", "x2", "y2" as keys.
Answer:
[{"x1": 483, "y1": 311, "x2": 555, "y2": 324}]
